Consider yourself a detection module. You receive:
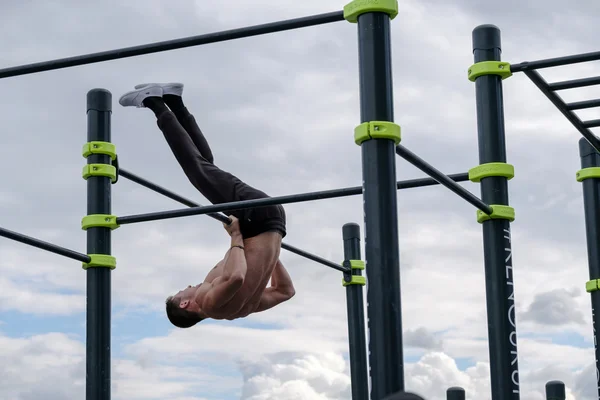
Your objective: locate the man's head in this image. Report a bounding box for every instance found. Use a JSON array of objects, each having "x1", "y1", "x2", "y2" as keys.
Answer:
[{"x1": 165, "y1": 285, "x2": 208, "y2": 328}]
